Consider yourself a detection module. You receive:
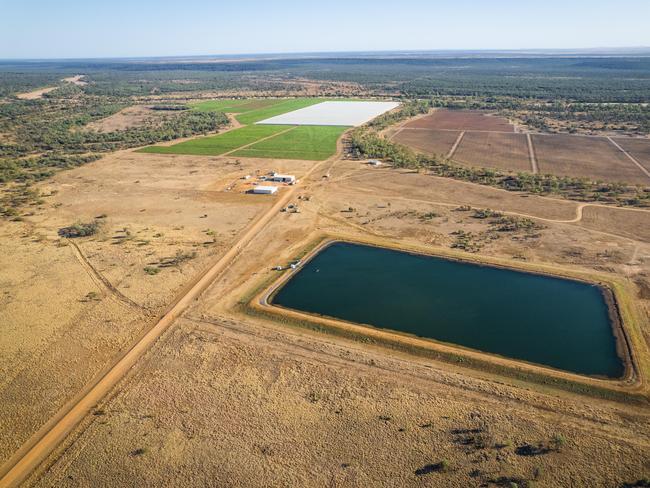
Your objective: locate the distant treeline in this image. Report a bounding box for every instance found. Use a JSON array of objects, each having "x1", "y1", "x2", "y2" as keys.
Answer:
[{"x1": 2, "y1": 56, "x2": 649, "y2": 101}]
